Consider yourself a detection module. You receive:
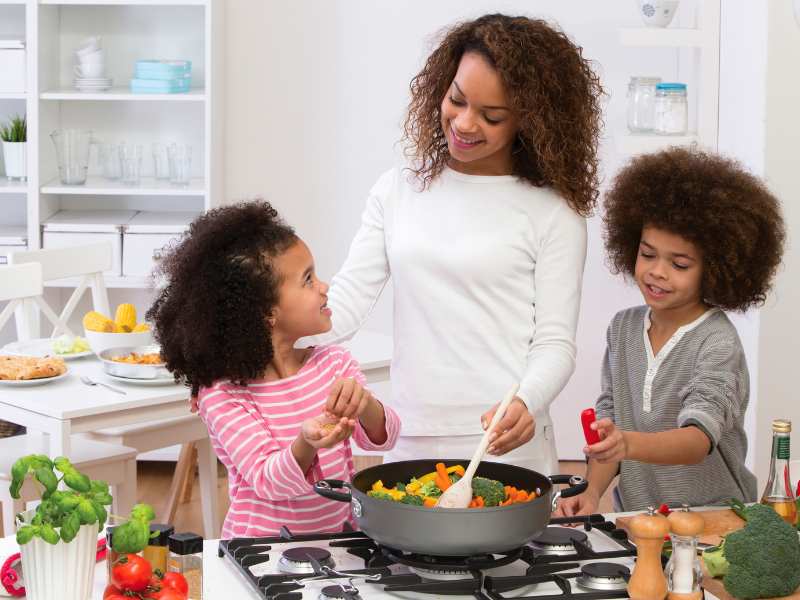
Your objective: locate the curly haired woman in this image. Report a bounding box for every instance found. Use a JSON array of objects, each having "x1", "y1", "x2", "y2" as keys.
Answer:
[
  {"x1": 309, "y1": 14, "x2": 604, "y2": 474},
  {"x1": 556, "y1": 147, "x2": 785, "y2": 515}
]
